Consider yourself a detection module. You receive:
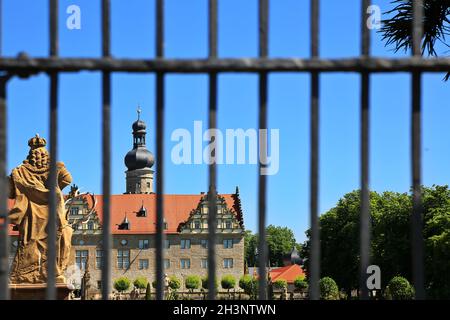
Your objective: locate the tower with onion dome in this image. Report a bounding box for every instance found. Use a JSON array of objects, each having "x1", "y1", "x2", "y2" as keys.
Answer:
[{"x1": 124, "y1": 108, "x2": 155, "y2": 194}]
